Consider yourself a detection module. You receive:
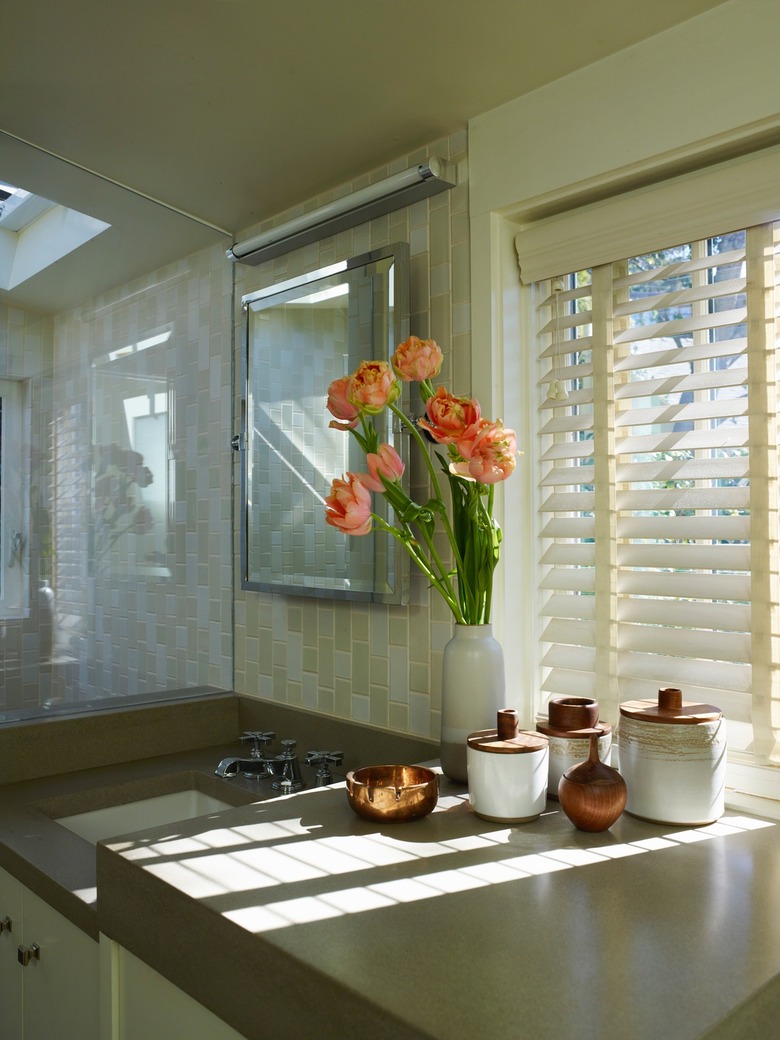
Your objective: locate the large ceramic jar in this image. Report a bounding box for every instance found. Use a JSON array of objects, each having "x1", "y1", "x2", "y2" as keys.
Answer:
[{"x1": 618, "y1": 686, "x2": 727, "y2": 826}]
